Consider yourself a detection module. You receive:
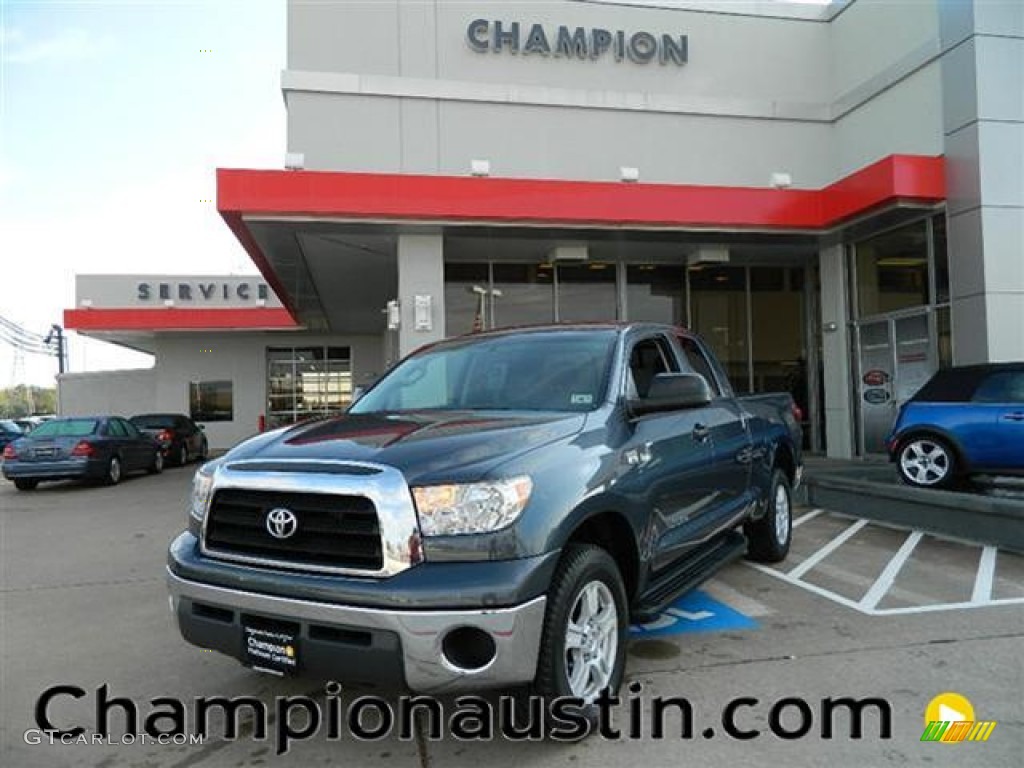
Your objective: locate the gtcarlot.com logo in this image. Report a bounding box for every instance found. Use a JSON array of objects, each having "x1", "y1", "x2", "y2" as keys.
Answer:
[{"x1": 920, "y1": 692, "x2": 996, "y2": 744}]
